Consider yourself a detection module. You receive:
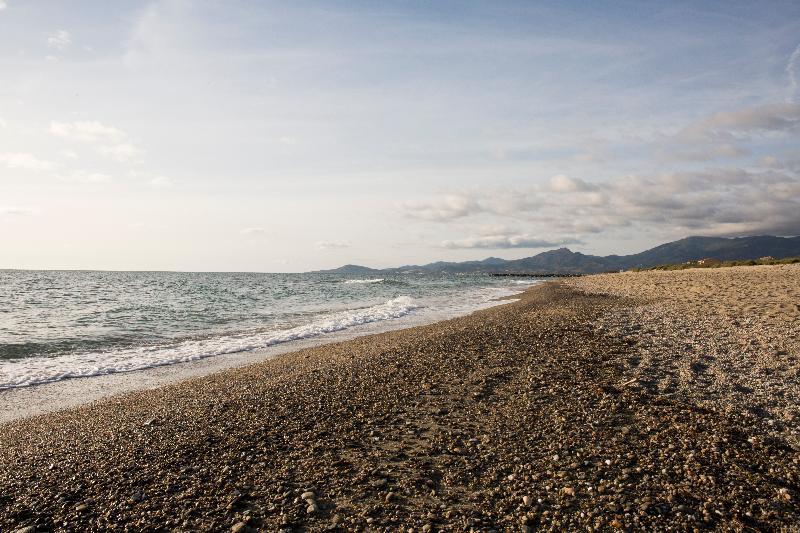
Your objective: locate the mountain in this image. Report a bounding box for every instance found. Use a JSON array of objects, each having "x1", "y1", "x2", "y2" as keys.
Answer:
[
  {"x1": 316, "y1": 235, "x2": 800, "y2": 275},
  {"x1": 621, "y1": 236, "x2": 800, "y2": 268},
  {"x1": 319, "y1": 264, "x2": 383, "y2": 275}
]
